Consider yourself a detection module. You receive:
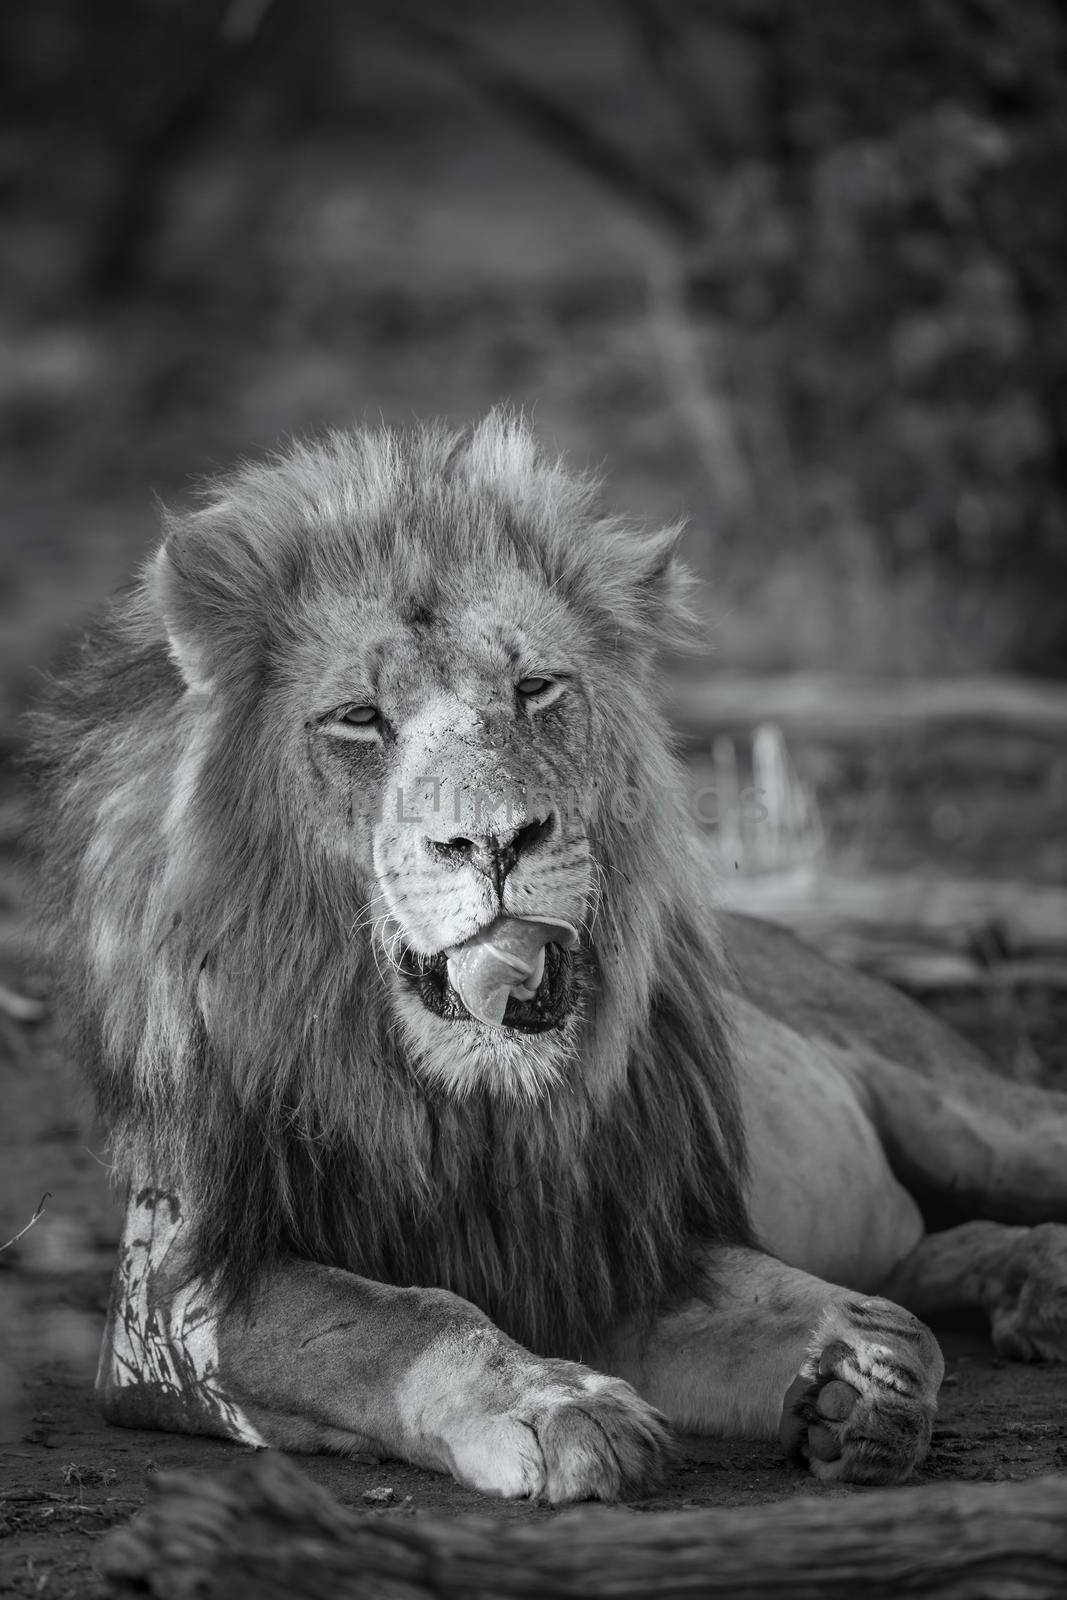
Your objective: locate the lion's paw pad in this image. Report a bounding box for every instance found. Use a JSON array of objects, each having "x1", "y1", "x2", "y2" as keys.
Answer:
[{"x1": 780, "y1": 1302, "x2": 942, "y2": 1486}]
